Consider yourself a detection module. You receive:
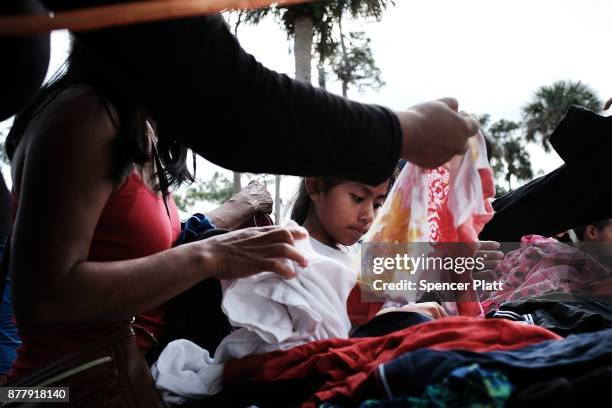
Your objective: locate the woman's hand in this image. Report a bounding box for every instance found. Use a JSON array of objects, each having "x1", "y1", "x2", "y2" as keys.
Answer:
[
  {"x1": 396, "y1": 98, "x2": 480, "y2": 168},
  {"x1": 198, "y1": 225, "x2": 309, "y2": 280},
  {"x1": 376, "y1": 302, "x2": 449, "y2": 319}
]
